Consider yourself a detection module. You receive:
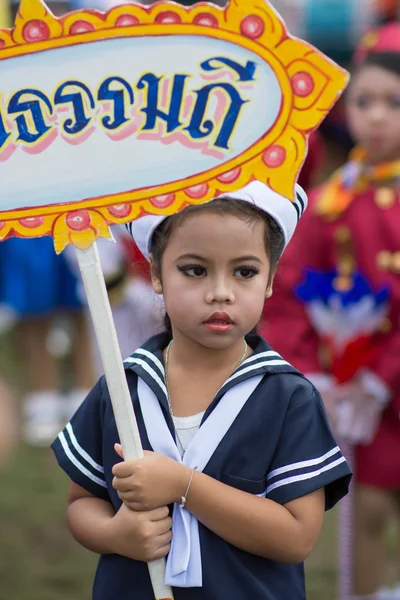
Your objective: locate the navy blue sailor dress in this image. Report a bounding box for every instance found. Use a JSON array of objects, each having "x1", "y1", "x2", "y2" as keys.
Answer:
[{"x1": 52, "y1": 332, "x2": 352, "y2": 600}]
